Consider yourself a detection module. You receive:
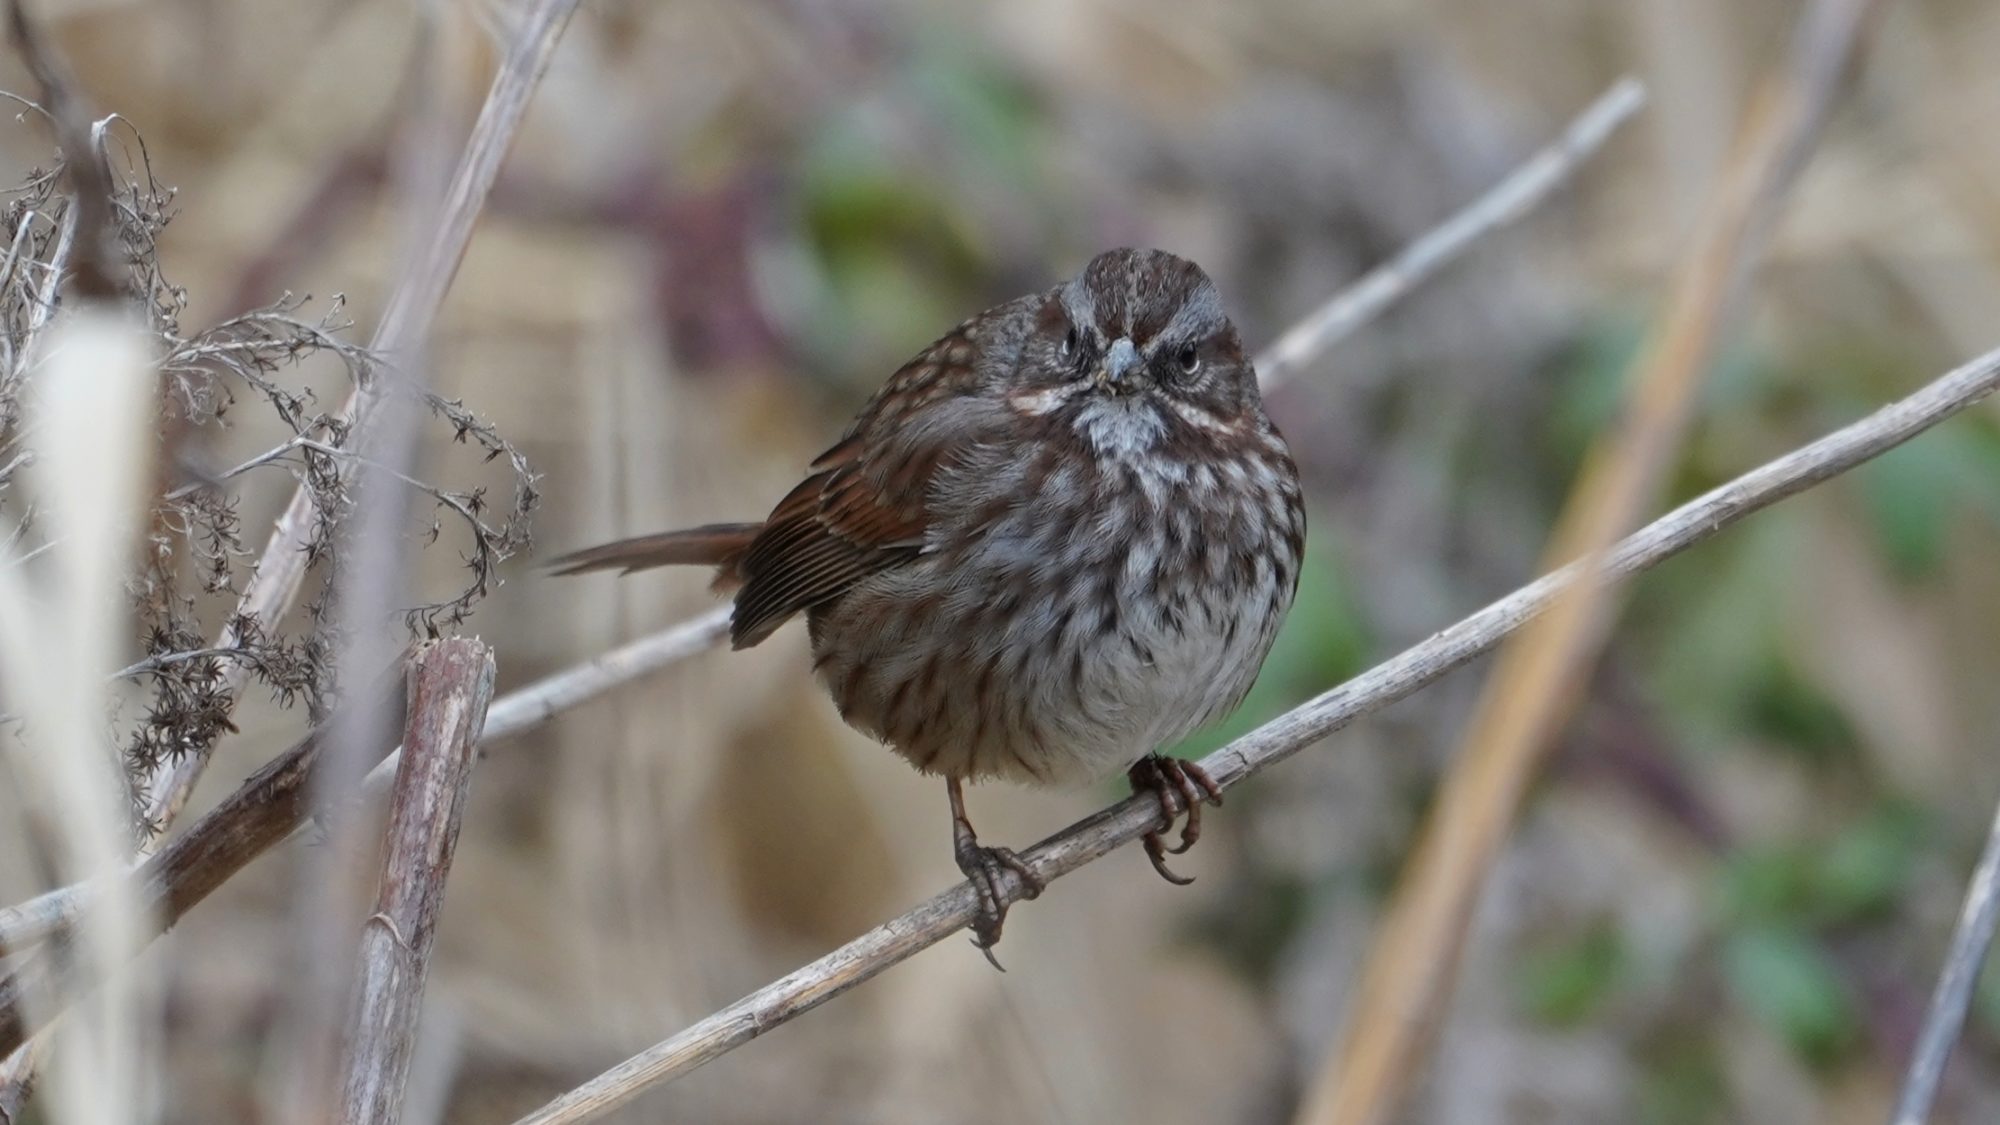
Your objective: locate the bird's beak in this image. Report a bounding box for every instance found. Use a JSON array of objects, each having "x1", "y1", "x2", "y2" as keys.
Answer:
[{"x1": 1097, "y1": 337, "x2": 1141, "y2": 393}]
